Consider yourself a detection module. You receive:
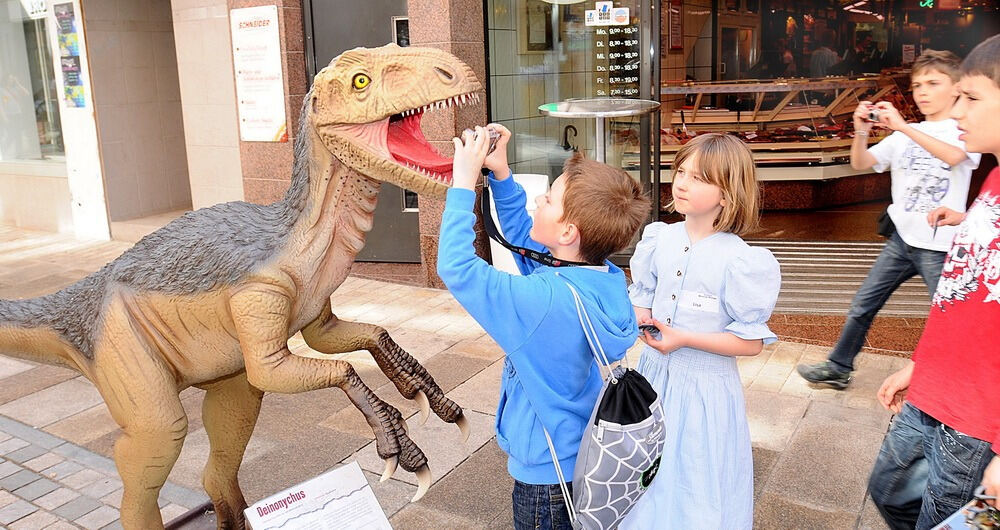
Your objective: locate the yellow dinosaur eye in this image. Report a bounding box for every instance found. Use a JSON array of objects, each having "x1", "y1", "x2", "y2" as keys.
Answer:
[{"x1": 352, "y1": 74, "x2": 371, "y2": 90}]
